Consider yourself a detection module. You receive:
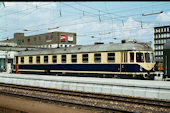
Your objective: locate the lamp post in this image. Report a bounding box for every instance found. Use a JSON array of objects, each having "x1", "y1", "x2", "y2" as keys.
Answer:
[
  {"x1": 142, "y1": 11, "x2": 163, "y2": 16},
  {"x1": 48, "y1": 27, "x2": 60, "y2": 30},
  {"x1": 23, "y1": 29, "x2": 39, "y2": 32}
]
